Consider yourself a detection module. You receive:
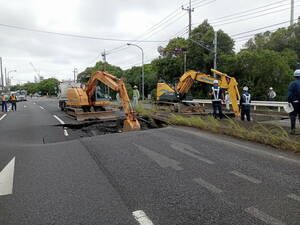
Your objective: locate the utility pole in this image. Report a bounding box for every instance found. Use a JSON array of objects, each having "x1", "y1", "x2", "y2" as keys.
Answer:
[
  {"x1": 5, "y1": 68, "x2": 7, "y2": 86},
  {"x1": 291, "y1": 0, "x2": 295, "y2": 25},
  {"x1": 213, "y1": 31, "x2": 218, "y2": 77},
  {"x1": 102, "y1": 49, "x2": 107, "y2": 71},
  {"x1": 73, "y1": 68, "x2": 78, "y2": 82},
  {"x1": 101, "y1": 49, "x2": 110, "y2": 96},
  {"x1": 0, "y1": 57, "x2": 3, "y2": 90},
  {"x1": 184, "y1": 51, "x2": 187, "y2": 72},
  {"x1": 182, "y1": 0, "x2": 194, "y2": 38}
]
